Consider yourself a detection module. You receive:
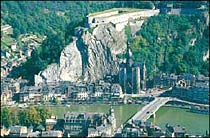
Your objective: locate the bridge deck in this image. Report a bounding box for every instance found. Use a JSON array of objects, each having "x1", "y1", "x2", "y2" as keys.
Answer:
[
  {"x1": 128, "y1": 96, "x2": 209, "y2": 124},
  {"x1": 128, "y1": 97, "x2": 171, "y2": 122}
]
